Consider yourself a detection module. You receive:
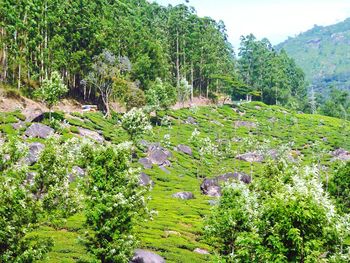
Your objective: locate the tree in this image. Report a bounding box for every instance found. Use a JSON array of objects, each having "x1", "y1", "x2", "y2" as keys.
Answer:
[
  {"x1": 84, "y1": 143, "x2": 149, "y2": 263},
  {"x1": 121, "y1": 108, "x2": 152, "y2": 142},
  {"x1": 329, "y1": 162, "x2": 350, "y2": 213},
  {"x1": 177, "y1": 78, "x2": 191, "y2": 107},
  {"x1": 205, "y1": 163, "x2": 350, "y2": 262},
  {"x1": 36, "y1": 71, "x2": 68, "y2": 119},
  {"x1": 0, "y1": 138, "x2": 53, "y2": 262},
  {"x1": 145, "y1": 78, "x2": 176, "y2": 113},
  {"x1": 83, "y1": 50, "x2": 131, "y2": 117}
]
